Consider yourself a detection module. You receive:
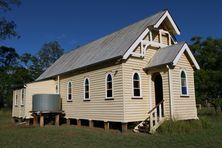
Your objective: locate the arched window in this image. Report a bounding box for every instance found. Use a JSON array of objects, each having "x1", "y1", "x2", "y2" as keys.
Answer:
[
  {"x1": 181, "y1": 71, "x2": 188, "y2": 95},
  {"x1": 133, "y1": 72, "x2": 141, "y2": 97},
  {"x1": 15, "y1": 91, "x2": 18, "y2": 106},
  {"x1": 106, "y1": 73, "x2": 113, "y2": 98},
  {"x1": 21, "y1": 89, "x2": 25, "y2": 106},
  {"x1": 84, "y1": 78, "x2": 90, "y2": 99},
  {"x1": 67, "y1": 81, "x2": 73, "y2": 101}
]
